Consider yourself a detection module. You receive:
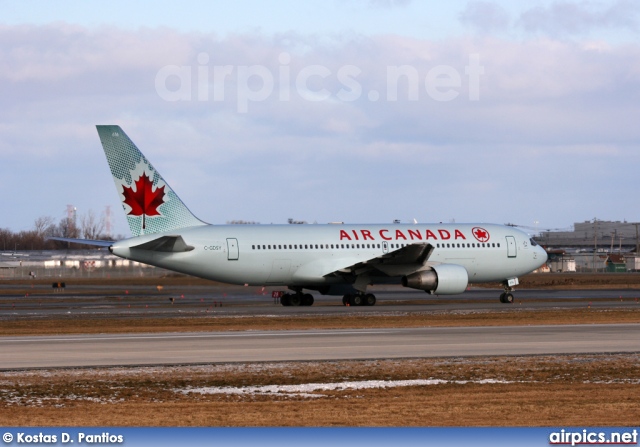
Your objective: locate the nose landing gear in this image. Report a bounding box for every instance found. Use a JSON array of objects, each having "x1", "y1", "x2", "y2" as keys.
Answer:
[
  {"x1": 499, "y1": 278, "x2": 519, "y2": 304},
  {"x1": 499, "y1": 292, "x2": 514, "y2": 303}
]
